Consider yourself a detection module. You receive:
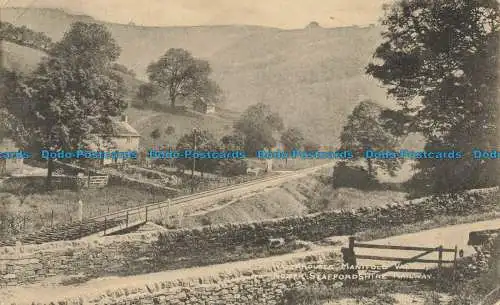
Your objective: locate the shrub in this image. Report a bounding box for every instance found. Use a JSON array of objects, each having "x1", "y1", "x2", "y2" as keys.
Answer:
[
  {"x1": 200, "y1": 217, "x2": 212, "y2": 226},
  {"x1": 165, "y1": 126, "x2": 175, "y2": 135},
  {"x1": 217, "y1": 159, "x2": 248, "y2": 176},
  {"x1": 331, "y1": 161, "x2": 380, "y2": 190}
]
